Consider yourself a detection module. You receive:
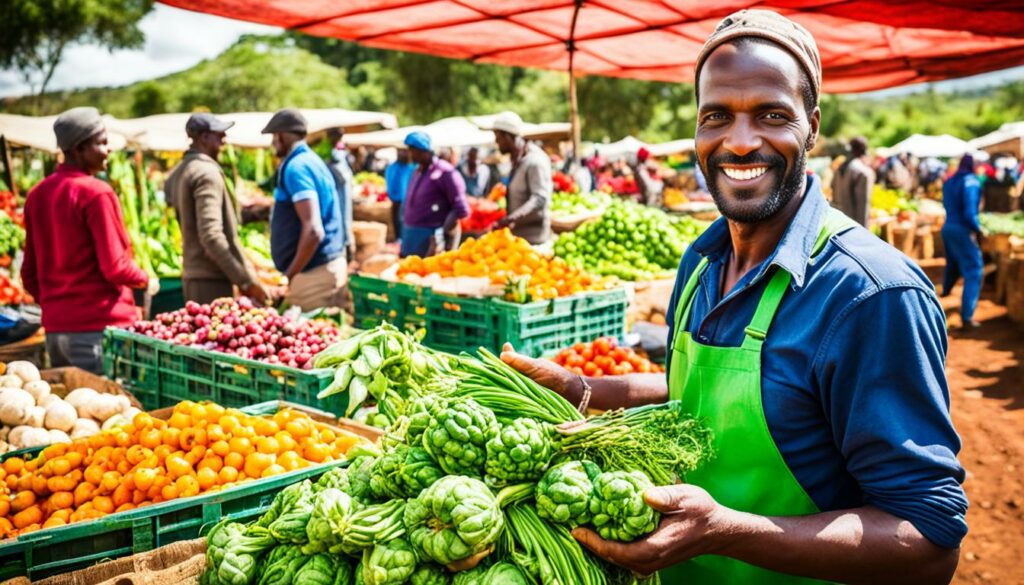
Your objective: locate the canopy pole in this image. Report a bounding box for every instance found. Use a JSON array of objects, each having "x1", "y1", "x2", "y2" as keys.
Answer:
[
  {"x1": 0, "y1": 136, "x2": 15, "y2": 198},
  {"x1": 568, "y1": 0, "x2": 582, "y2": 164}
]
